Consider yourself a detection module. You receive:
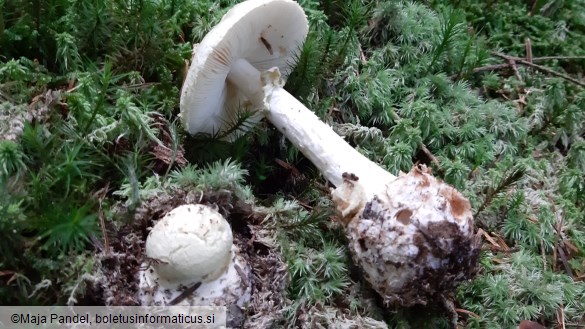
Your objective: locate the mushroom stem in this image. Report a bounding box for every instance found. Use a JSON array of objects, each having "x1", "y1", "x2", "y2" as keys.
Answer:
[
  {"x1": 226, "y1": 64, "x2": 395, "y2": 199},
  {"x1": 227, "y1": 59, "x2": 264, "y2": 106},
  {"x1": 261, "y1": 70, "x2": 396, "y2": 195}
]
